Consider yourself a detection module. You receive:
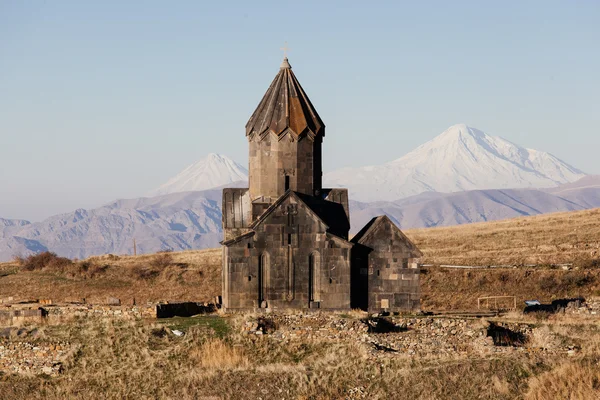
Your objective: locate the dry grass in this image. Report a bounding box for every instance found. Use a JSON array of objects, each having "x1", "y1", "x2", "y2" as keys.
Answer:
[
  {"x1": 420, "y1": 267, "x2": 600, "y2": 310},
  {"x1": 2, "y1": 314, "x2": 600, "y2": 399},
  {"x1": 190, "y1": 338, "x2": 249, "y2": 369},
  {"x1": 405, "y1": 208, "x2": 600, "y2": 266},
  {"x1": 525, "y1": 361, "x2": 600, "y2": 400},
  {"x1": 2, "y1": 208, "x2": 600, "y2": 309},
  {"x1": 0, "y1": 248, "x2": 221, "y2": 304}
]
